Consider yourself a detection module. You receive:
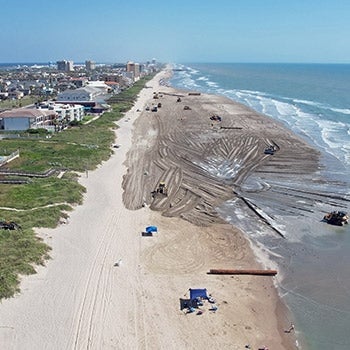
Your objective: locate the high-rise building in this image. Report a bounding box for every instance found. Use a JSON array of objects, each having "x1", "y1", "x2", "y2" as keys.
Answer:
[
  {"x1": 85, "y1": 60, "x2": 96, "y2": 71},
  {"x1": 56, "y1": 60, "x2": 74, "y2": 72},
  {"x1": 126, "y1": 61, "x2": 140, "y2": 79}
]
